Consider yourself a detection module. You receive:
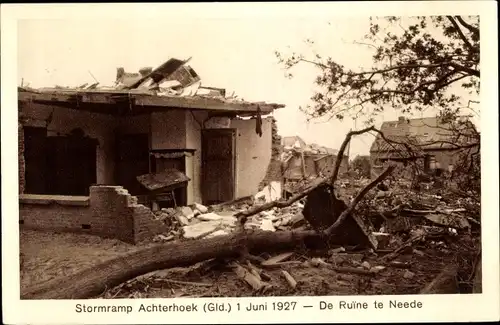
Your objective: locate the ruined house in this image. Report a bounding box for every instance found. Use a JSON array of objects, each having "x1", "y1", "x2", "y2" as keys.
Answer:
[
  {"x1": 370, "y1": 116, "x2": 479, "y2": 178},
  {"x1": 280, "y1": 136, "x2": 349, "y2": 188},
  {"x1": 18, "y1": 58, "x2": 284, "y2": 243}
]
